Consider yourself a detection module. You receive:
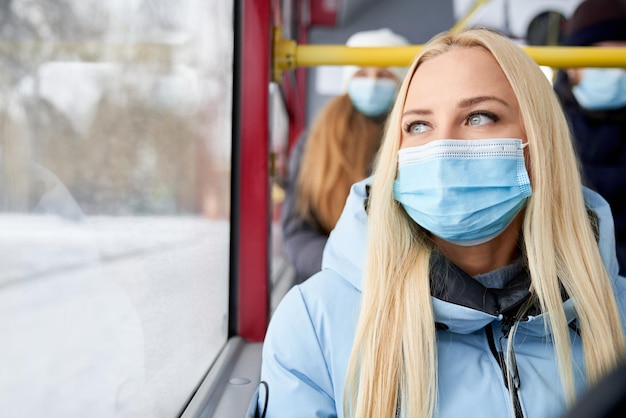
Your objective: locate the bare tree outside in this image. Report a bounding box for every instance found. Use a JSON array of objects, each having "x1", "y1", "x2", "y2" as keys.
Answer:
[{"x1": 1, "y1": 0, "x2": 232, "y2": 217}]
